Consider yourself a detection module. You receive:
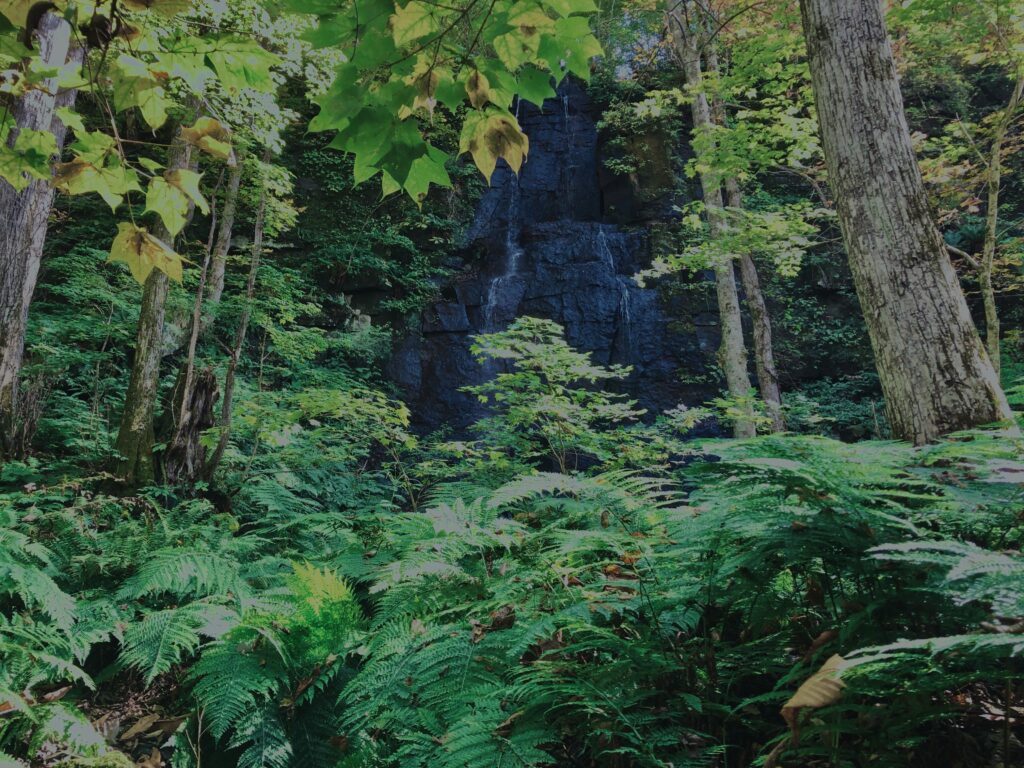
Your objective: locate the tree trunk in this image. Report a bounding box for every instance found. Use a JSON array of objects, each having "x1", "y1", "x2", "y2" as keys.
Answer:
[
  {"x1": 206, "y1": 161, "x2": 243, "y2": 309},
  {"x1": 161, "y1": 366, "x2": 219, "y2": 487},
  {"x1": 114, "y1": 136, "x2": 193, "y2": 485},
  {"x1": 726, "y1": 180, "x2": 786, "y2": 432},
  {"x1": 161, "y1": 172, "x2": 223, "y2": 488},
  {"x1": 798, "y1": 0, "x2": 1013, "y2": 443},
  {"x1": 667, "y1": 4, "x2": 757, "y2": 438},
  {"x1": 0, "y1": 12, "x2": 81, "y2": 455},
  {"x1": 980, "y1": 73, "x2": 1024, "y2": 376},
  {"x1": 702, "y1": 27, "x2": 785, "y2": 433},
  {"x1": 204, "y1": 177, "x2": 268, "y2": 480}
]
